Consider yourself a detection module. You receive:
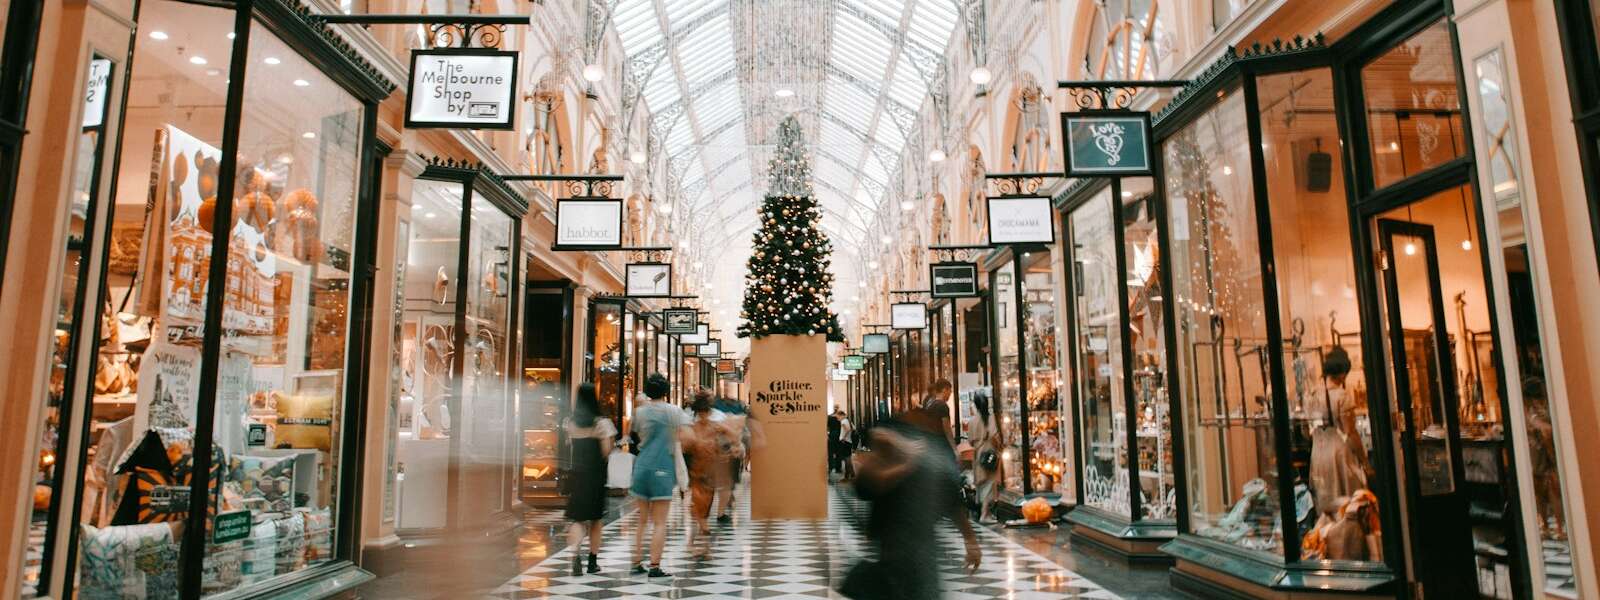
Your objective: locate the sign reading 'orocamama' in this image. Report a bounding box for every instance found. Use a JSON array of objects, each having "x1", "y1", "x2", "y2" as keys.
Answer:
[{"x1": 406, "y1": 49, "x2": 518, "y2": 129}]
